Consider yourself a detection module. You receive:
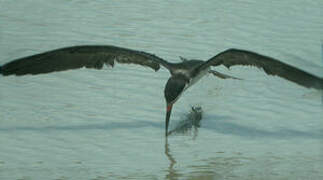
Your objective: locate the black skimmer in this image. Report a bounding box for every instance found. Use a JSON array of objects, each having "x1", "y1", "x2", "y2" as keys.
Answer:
[{"x1": 1, "y1": 45, "x2": 322, "y2": 136}]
